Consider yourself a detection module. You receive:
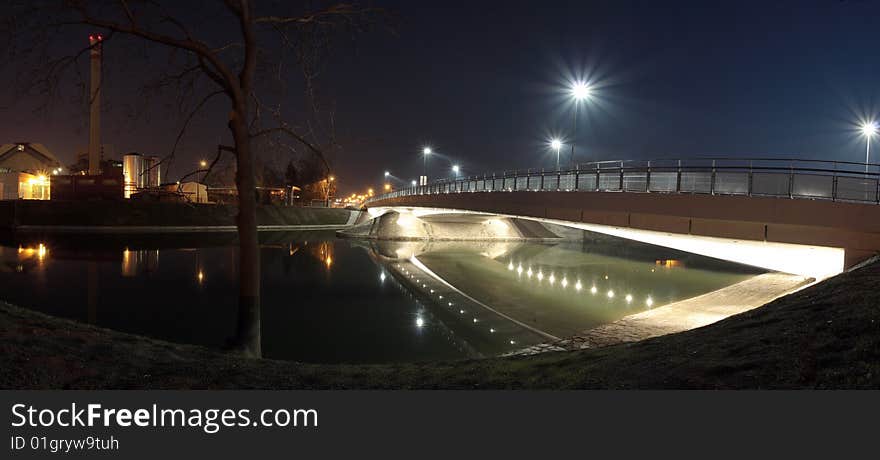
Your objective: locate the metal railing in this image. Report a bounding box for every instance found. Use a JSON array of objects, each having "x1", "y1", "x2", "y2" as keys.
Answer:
[{"x1": 365, "y1": 158, "x2": 880, "y2": 205}]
